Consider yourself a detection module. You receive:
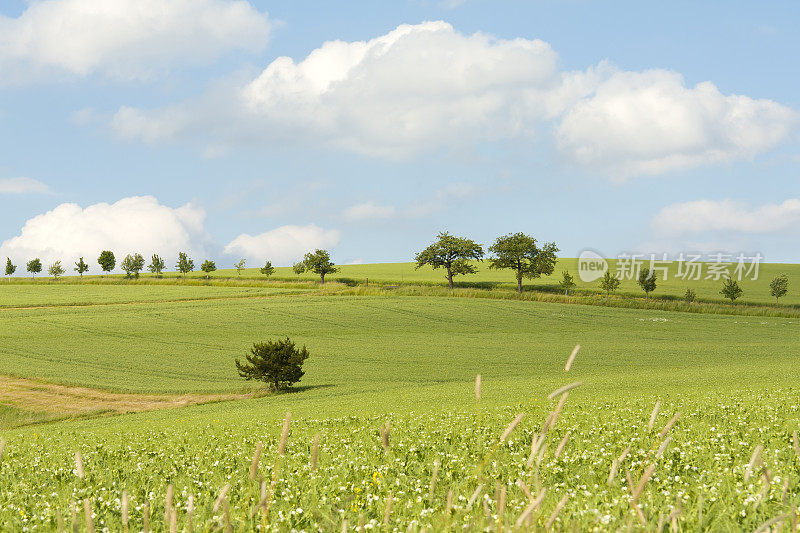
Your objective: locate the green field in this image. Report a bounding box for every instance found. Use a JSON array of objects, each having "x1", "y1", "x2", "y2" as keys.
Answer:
[
  {"x1": 0, "y1": 283, "x2": 303, "y2": 308},
  {"x1": 1, "y1": 278, "x2": 799, "y2": 530},
  {"x1": 182, "y1": 259, "x2": 800, "y2": 307}
]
